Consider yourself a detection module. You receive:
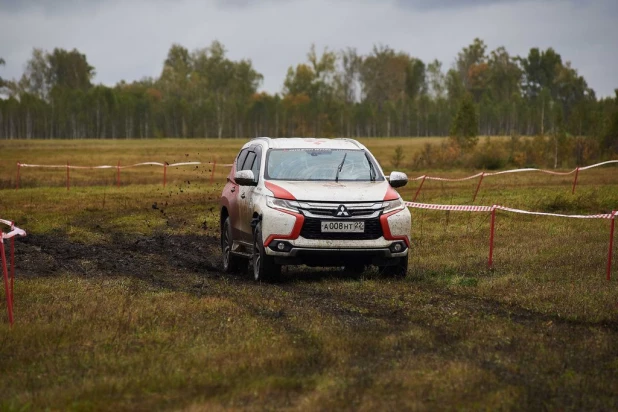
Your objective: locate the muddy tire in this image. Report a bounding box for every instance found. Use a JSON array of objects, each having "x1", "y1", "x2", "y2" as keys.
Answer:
[
  {"x1": 221, "y1": 217, "x2": 244, "y2": 273},
  {"x1": 380, "y1": 257, "x2": 408, "y2": 278},
  {"x1": 253, "y1": 222, "x2": 281, "y2": 282}
]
